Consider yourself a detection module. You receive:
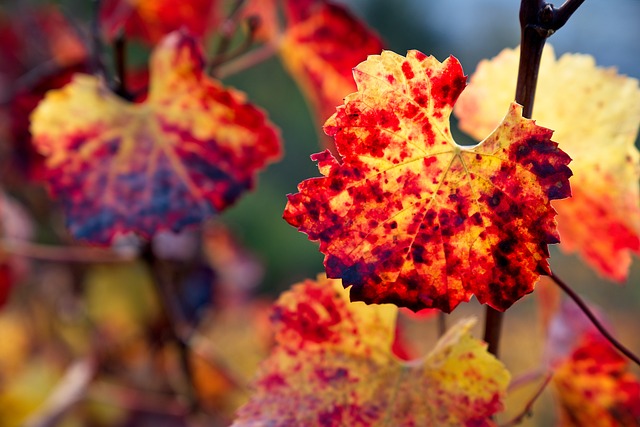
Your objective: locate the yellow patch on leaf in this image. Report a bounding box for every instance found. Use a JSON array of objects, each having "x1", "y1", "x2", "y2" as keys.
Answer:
[
  {"x1": 232, "y1": 275, "x2": 510, "y2": 426},
  {"x1": 455, "y1": 45, "x2": 640, "y2": 281}
]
